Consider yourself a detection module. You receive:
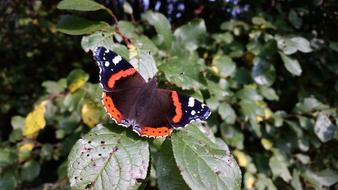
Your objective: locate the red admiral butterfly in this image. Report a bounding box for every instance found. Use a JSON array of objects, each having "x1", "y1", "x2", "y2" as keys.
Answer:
[{"x1": 93, "y1": 47, "x2": 211, "y2": 138}]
